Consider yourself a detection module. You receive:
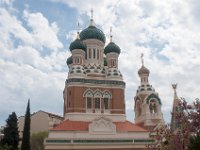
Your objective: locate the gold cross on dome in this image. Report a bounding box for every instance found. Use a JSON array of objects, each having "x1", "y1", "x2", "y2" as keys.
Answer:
[
  {"x1": 76, "y1": 21, "x2": 80, "y2": 39},
  {"x1": 91, "y1": 8, "x2": 93, "y2": 19},
  {"x1": 110, "y1": 26, "x2": 113, "y2": 42},
  {"x1": 77, "y1": 22, "x2": 80, "y2": 32},
  {"x1": 141, "y1": 53, "x2": 144, "y2": 66}
]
